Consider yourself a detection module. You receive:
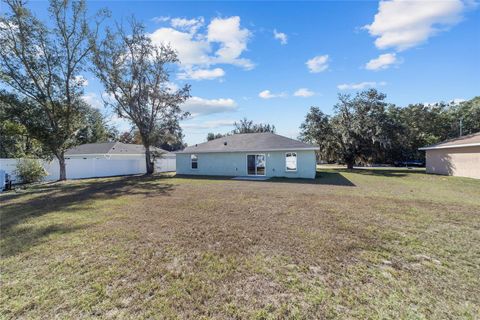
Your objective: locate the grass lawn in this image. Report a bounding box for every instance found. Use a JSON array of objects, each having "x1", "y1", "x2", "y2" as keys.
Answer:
[{"x1": 1, "y1": 168, "x2": 479, "y2": 319}]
